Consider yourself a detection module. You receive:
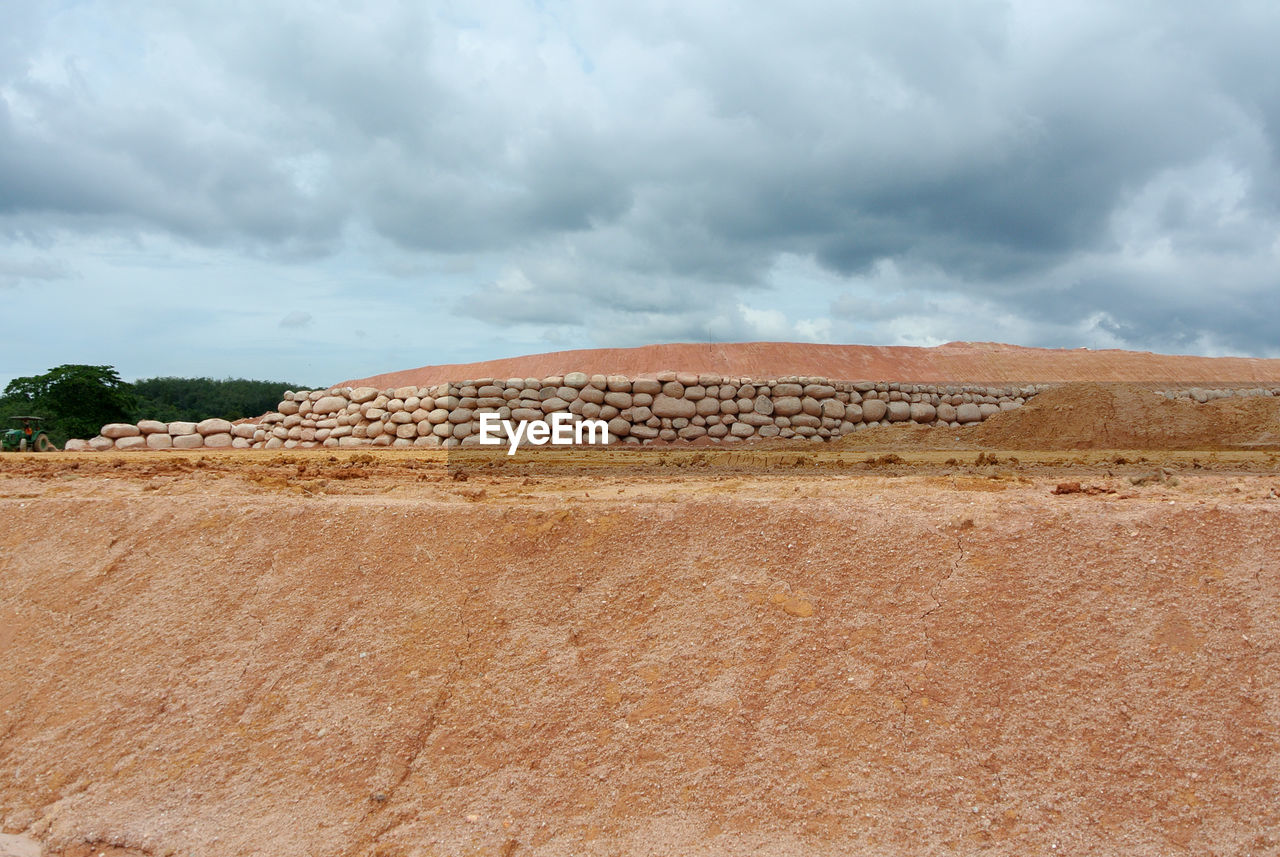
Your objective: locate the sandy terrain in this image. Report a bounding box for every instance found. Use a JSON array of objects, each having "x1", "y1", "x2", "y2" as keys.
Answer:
[
  {"x1": 2, "y1": 443, "x2": 1278, "y2": 856},
  {"x1": 5, "y1": 369, "x2": 1280, "y2": 856},
  {"x1": 342, "y1": 341, "x2": 1280, "y2": 389}
]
